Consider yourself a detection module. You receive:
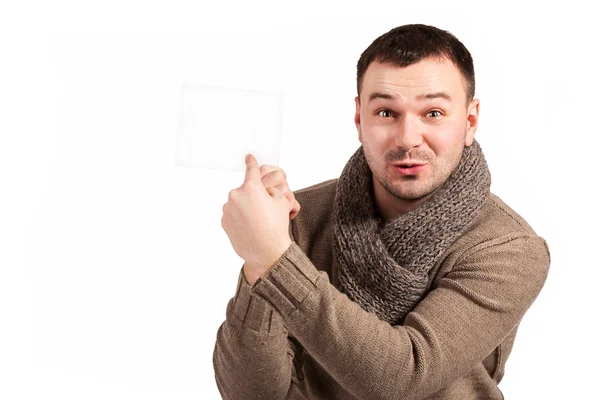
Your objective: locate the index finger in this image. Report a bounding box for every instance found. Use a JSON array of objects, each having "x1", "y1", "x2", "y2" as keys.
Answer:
[{"x1": 244, "y1": 153, "x2": 260, "y2": 183}]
